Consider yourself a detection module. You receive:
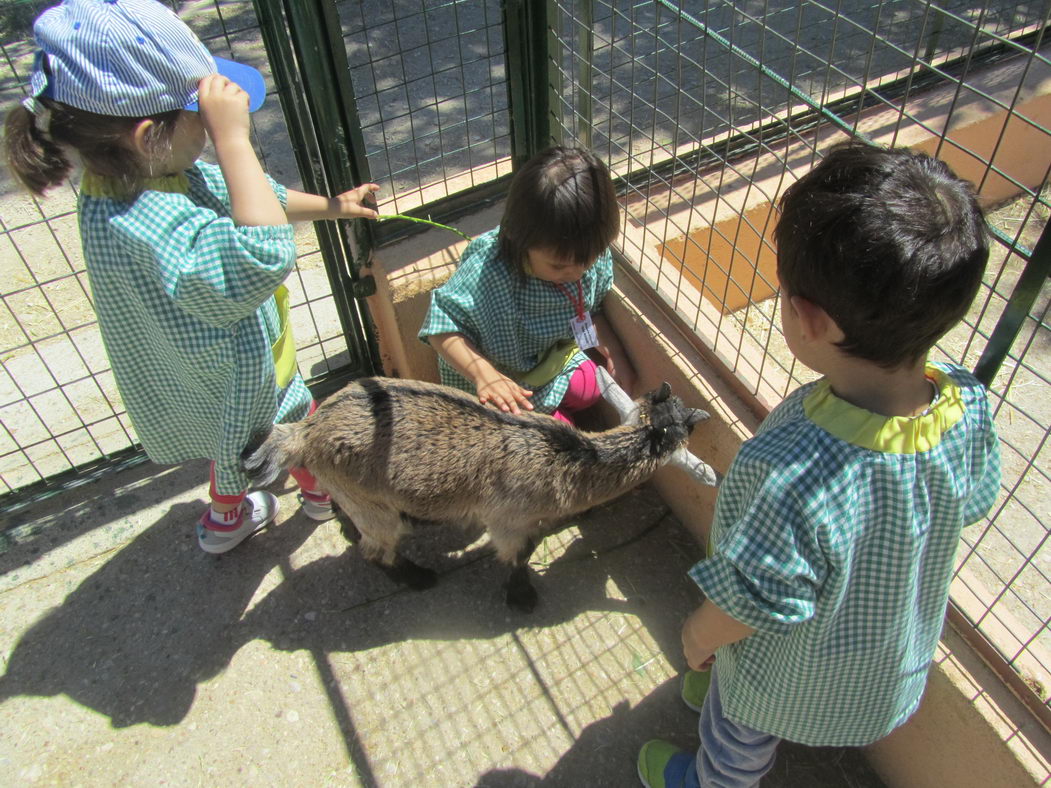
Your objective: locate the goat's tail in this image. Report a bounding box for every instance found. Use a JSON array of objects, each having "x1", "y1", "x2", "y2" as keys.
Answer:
[{"x1": 241, "y1": 424, "x2": 305, "y2": 486}]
